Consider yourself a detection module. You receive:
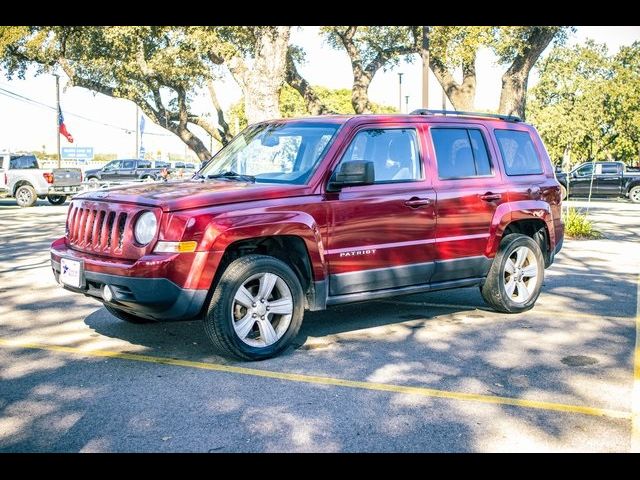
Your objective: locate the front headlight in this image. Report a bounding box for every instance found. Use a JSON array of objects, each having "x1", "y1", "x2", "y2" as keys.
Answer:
[{"x1": 134, "y1": 211, "x2": 157, "y2": 245}]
